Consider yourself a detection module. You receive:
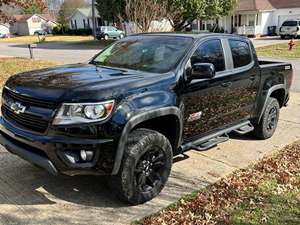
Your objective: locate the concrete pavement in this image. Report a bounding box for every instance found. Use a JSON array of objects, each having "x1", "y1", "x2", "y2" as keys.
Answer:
[{"x1": 0, "y1": 92, "x2": 299, "y2": 225}]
